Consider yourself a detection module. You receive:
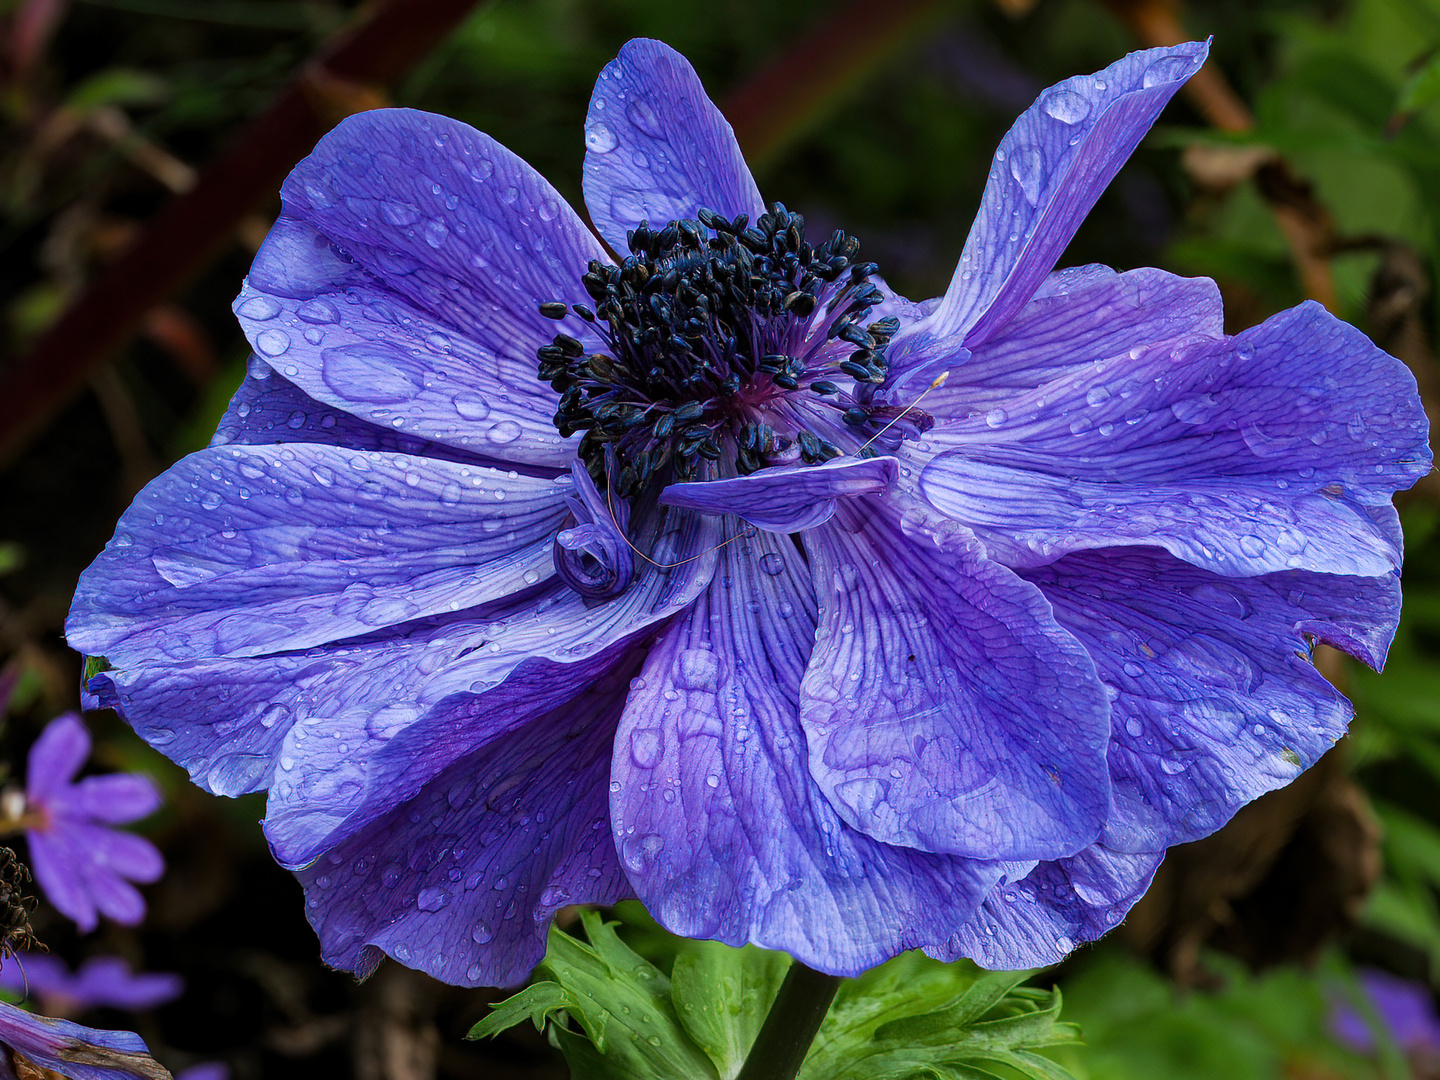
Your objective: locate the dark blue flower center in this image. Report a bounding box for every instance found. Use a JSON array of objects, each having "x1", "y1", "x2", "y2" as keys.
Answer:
[{"x1": 537, "y1": 203, "x2": 901, "y2": 499}]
